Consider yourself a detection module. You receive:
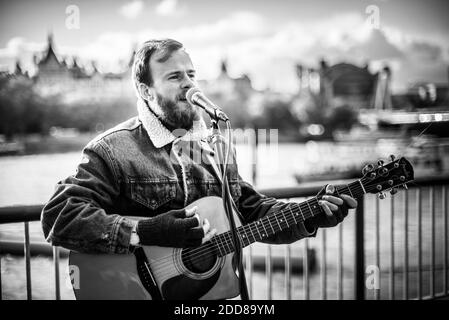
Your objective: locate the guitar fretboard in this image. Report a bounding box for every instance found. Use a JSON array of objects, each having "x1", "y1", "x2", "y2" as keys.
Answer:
[{"x1": 211, "y1": 180, "x2": 365, "y2": 257}]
